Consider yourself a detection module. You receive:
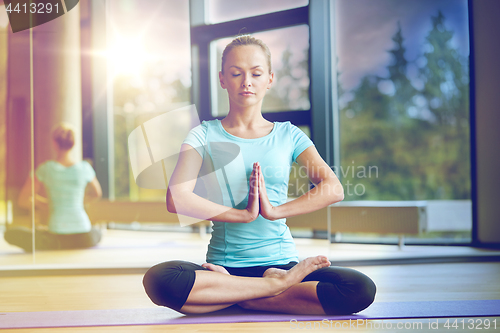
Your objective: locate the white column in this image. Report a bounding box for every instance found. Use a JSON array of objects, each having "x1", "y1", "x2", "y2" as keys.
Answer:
[{"x1": 33, "y1": 4, "x2": 82, "y2": 163}]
